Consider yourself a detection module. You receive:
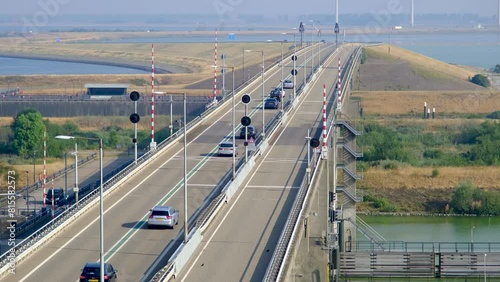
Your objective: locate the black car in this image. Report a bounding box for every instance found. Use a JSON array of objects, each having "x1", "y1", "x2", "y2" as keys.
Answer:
[
  {"x1": 44, "y1": 188, "x2": 66, "y2": 206},
  {"x1": 264, "y1": 98, "x2": 279, "y2": 109},
  {"x1": 269, "y1": 87, "x2": 284, "y2": 101},
  {"x1": 80, "y1": 262, "x2": 118, "y2": 282},
  {"x1": 239, "y1": 125, "x2": 256, "y2": 139}
]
